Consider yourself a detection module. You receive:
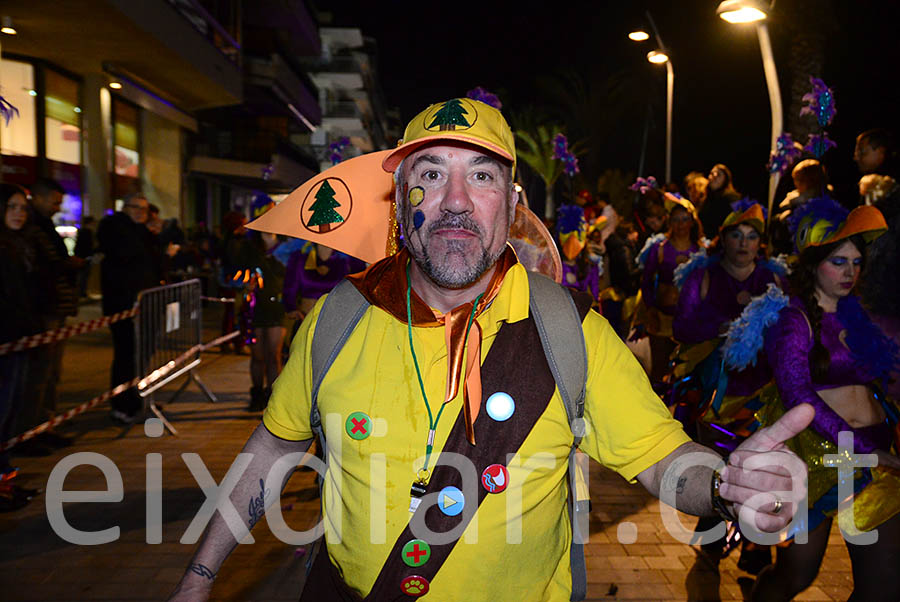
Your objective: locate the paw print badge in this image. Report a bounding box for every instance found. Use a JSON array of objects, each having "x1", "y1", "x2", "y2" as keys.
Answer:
[{"x1": 400, "y1": 575, "x2": 430, "y2": 597}]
